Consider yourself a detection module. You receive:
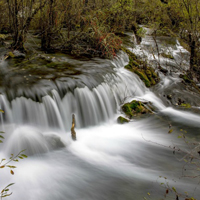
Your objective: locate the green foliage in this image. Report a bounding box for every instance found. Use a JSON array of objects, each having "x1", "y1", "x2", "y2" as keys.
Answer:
[
  {"x1": 136, "y1": 27, "x2": 147, "y2": 38},
  {"x1": 67, "y1": 15, "x2": 122, "y2": 58},
  {"x1": 0, "y1": 149, "x2": 28, "y2": 199}
]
